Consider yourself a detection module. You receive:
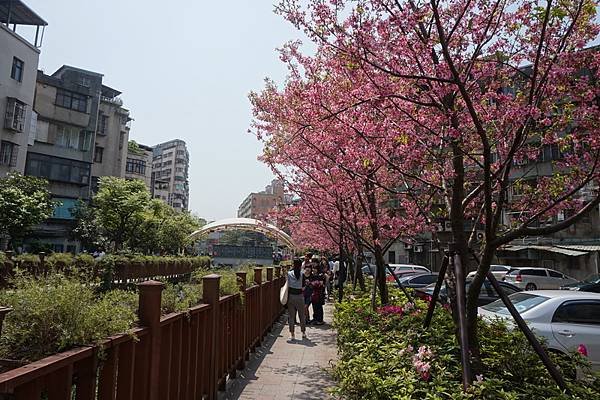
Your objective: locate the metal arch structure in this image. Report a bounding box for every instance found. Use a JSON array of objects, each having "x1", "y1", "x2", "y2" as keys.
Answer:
[{"x1": 189, "y1": 217, "x2": 296, "y2": 250}]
